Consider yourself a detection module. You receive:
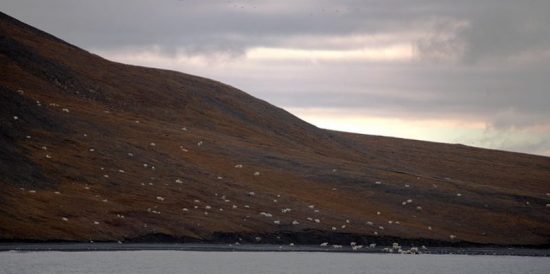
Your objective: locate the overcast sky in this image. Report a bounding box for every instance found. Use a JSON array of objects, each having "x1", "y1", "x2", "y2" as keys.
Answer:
[{"x1": 4, "y1": 0, "x2": 550, "y2": 156}]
